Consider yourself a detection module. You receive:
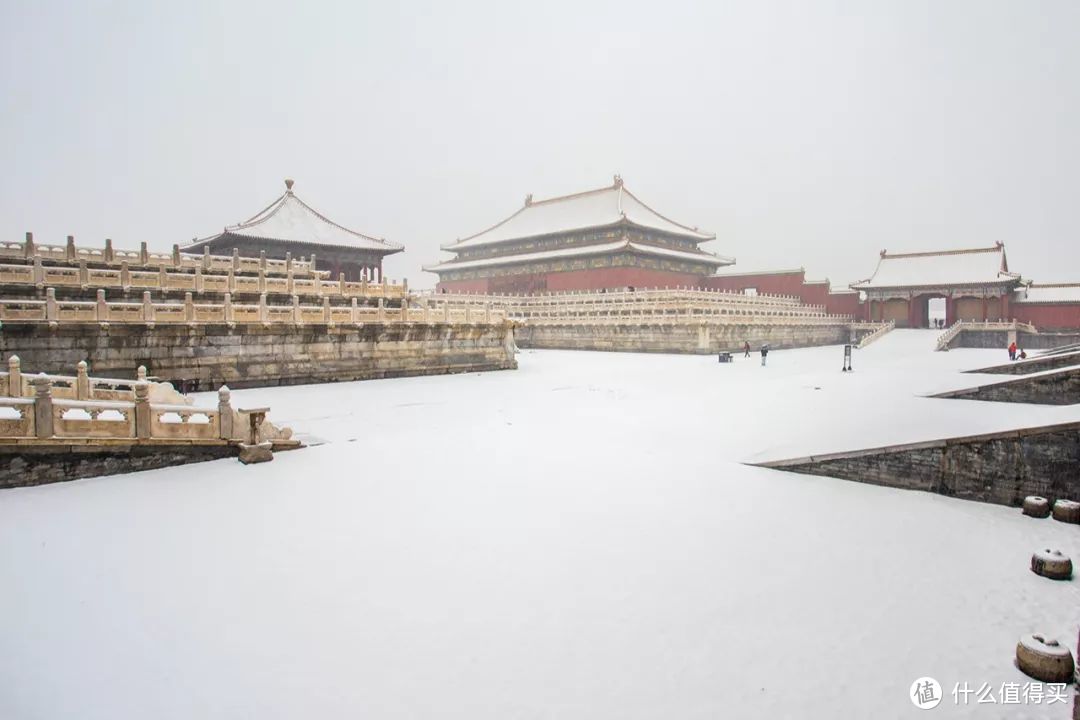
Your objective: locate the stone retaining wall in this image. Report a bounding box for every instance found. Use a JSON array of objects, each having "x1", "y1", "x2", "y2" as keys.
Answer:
[
  {"x1": 932, "y1": 366, "x2": 1080, "y2": 405},
  {"x1": 757, "y1": 422, "x2": 1080, "y2": 506},
  {"x1": 0, "y1": 440, "x2": 237, "y2": 489},
  {"x1": 948, "y1": 330, "x2": 1080, "y2": 351},
  {"x1": 0, "y1": 321, "x2": 517, "y2": 390},
  {"x1": 966, "y1": 351, "x2": 1080, "y2": 375},
  {"x1": 514, "y1": 322, "x2": 850, "y2": 354}
]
